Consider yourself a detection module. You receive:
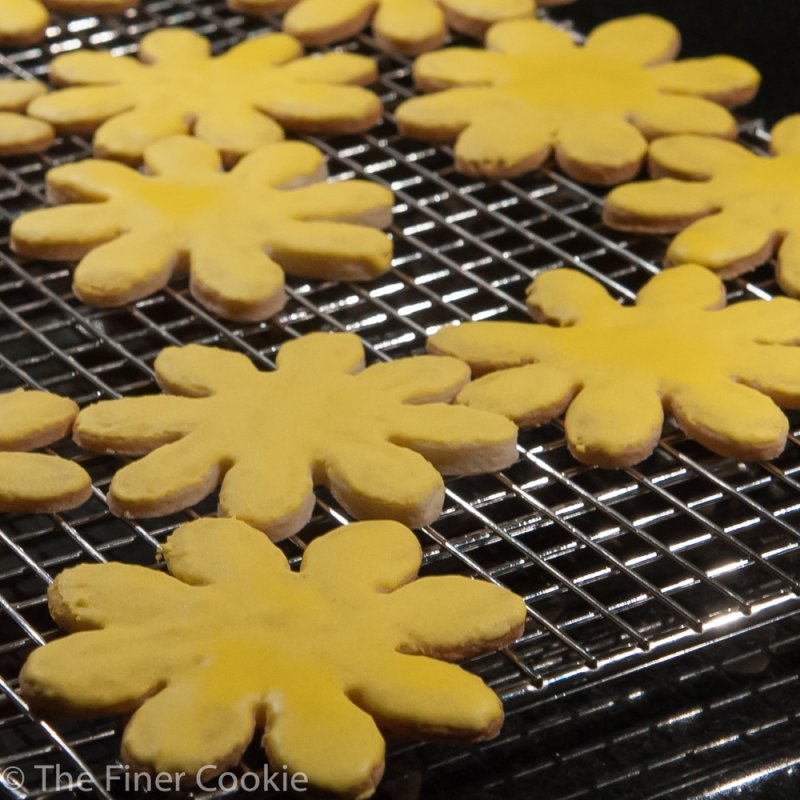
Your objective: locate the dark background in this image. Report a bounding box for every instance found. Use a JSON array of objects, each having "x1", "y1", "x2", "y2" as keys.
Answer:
[{"x1": 548, "y1": 0, "x2": 800, "y2": 127}]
